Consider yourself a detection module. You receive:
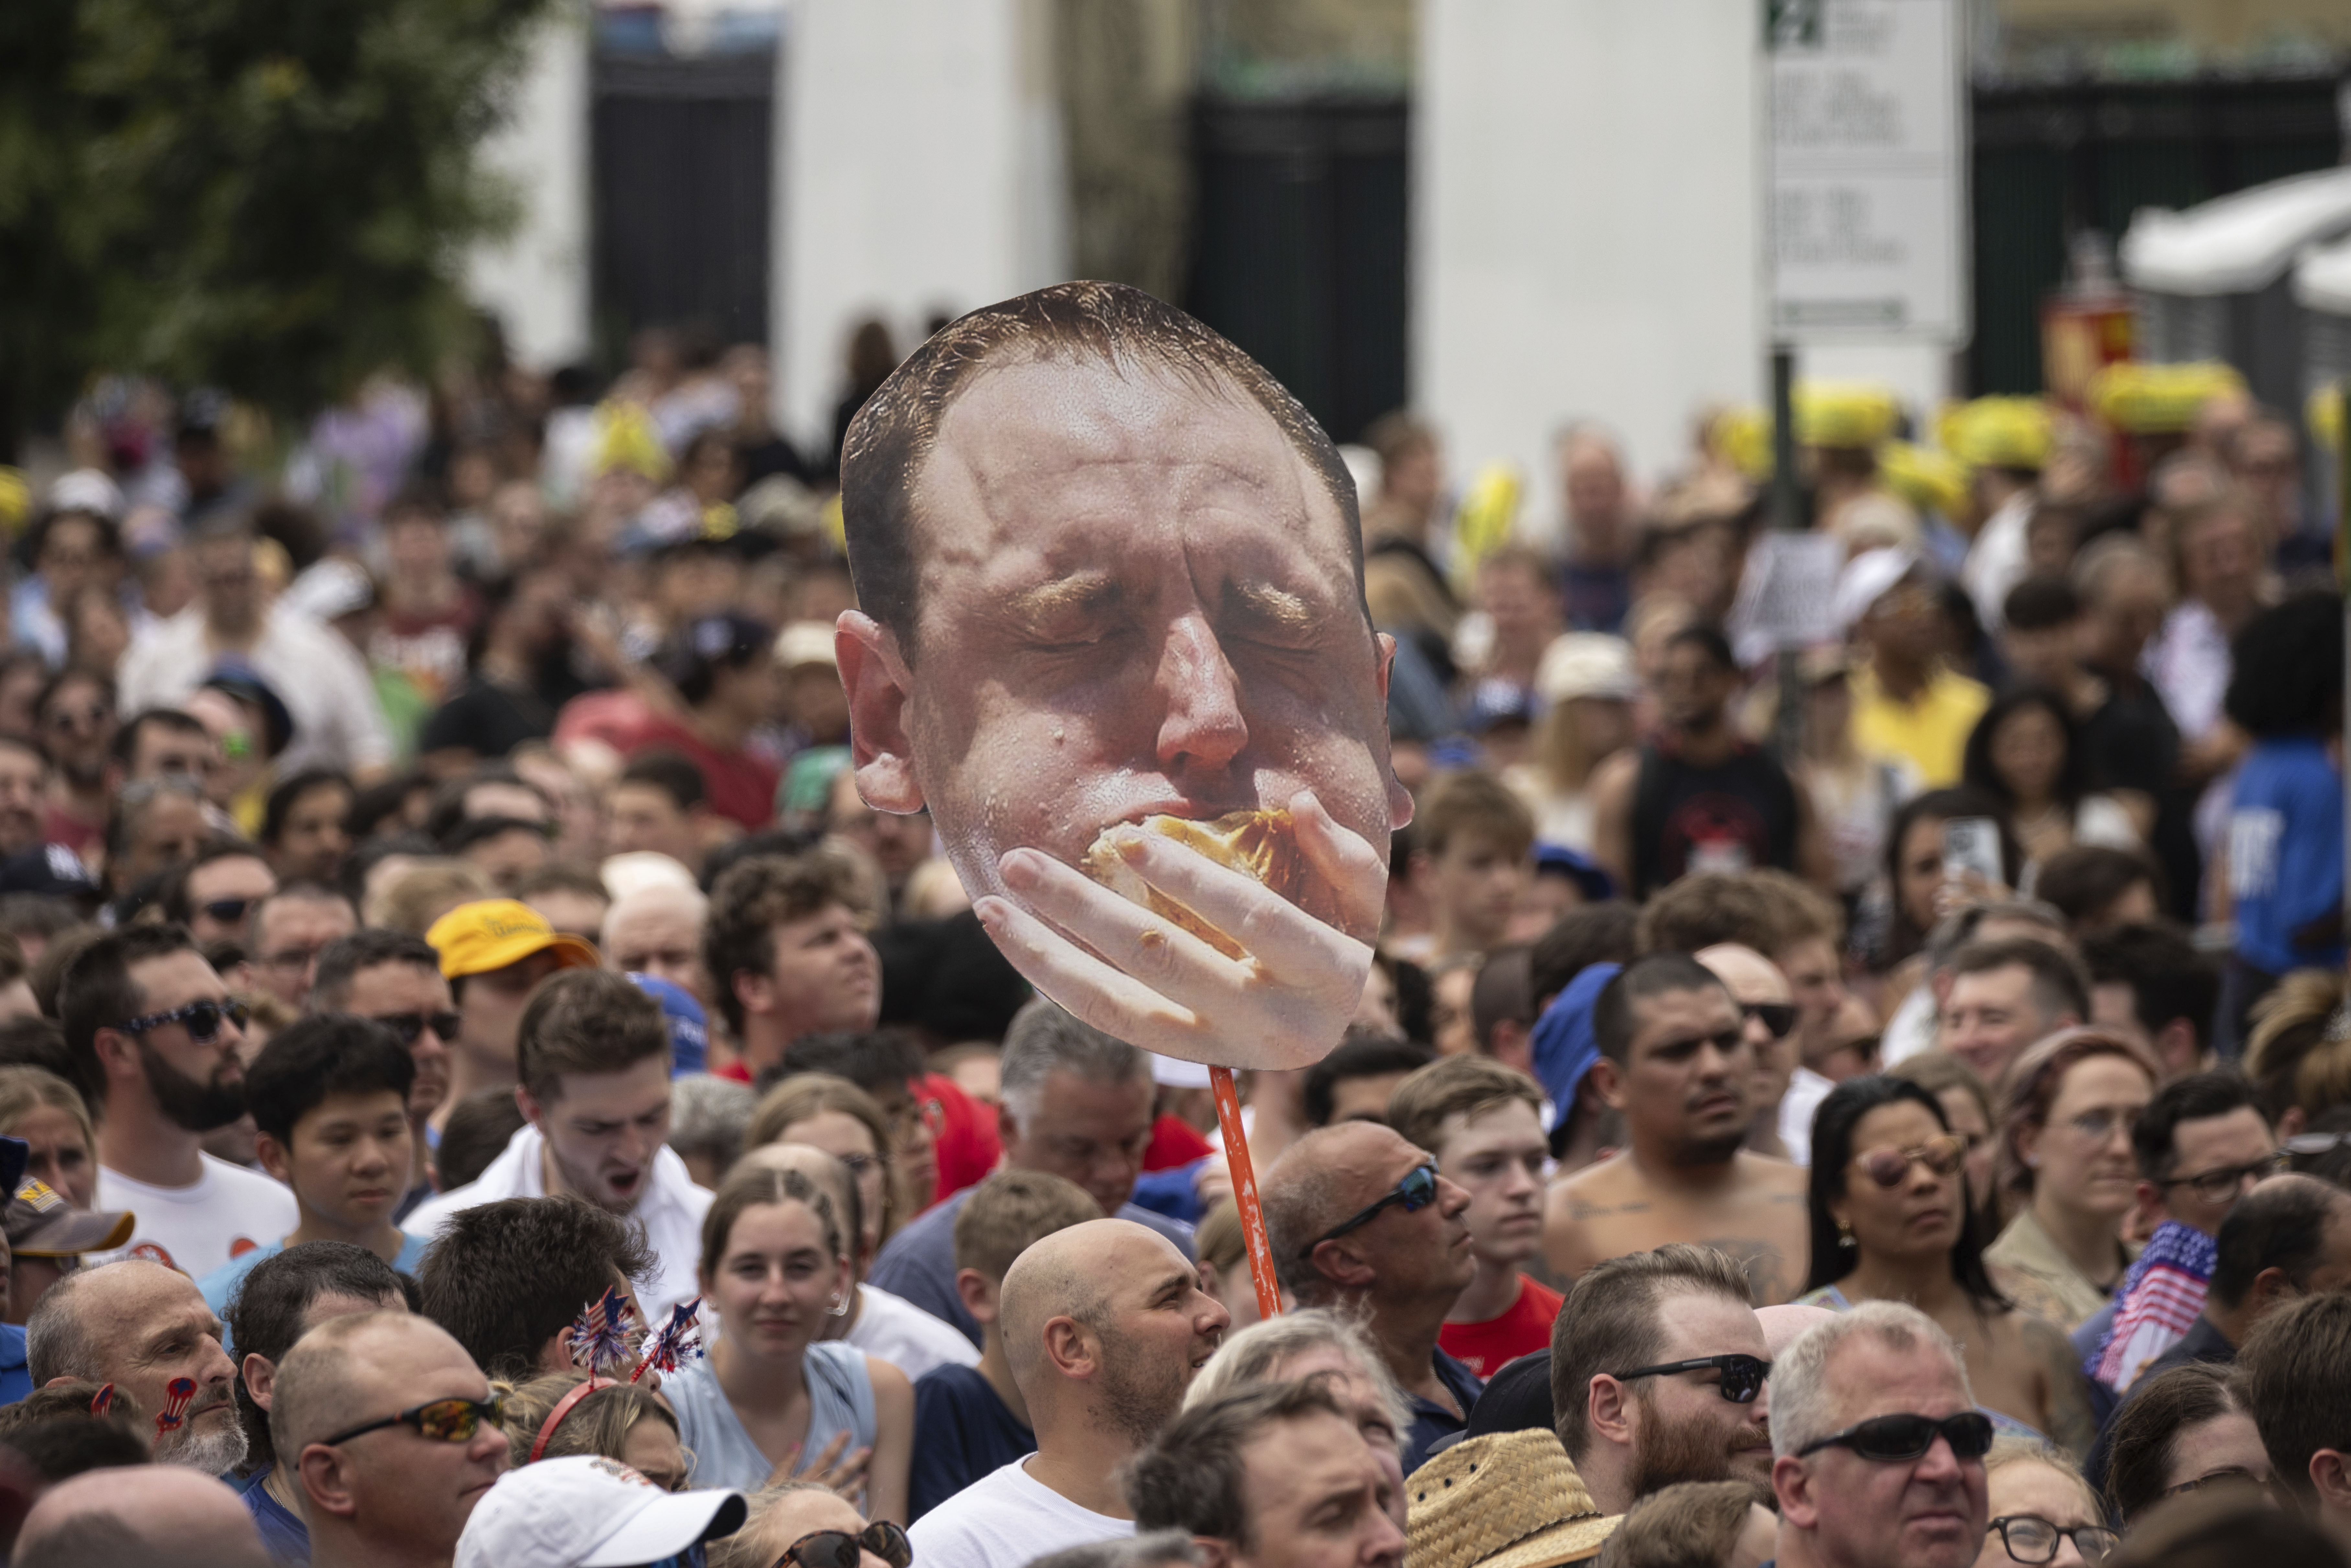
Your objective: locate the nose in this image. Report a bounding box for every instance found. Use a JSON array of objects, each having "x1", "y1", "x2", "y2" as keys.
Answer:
[
  {"x1": 1913, "y1": 1432, "x2": 1963, "y2": 1483},
  {"x1": 1437, "y1": 1174, "x2": 1471, "y2": 1219},
  {"x1": 1365, "y1": 1501, "x2": 1408, "y2": 1568},
  {"x1": 1153, "y1": 615, "x2": 1248, "y2": 777},
  {"x1": 200, "y1": 1333, "x2": 237, "y2": 1391},
  {"x1": 2049, "y1": 1536, "x2": 2086, "y2": 1568}
]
